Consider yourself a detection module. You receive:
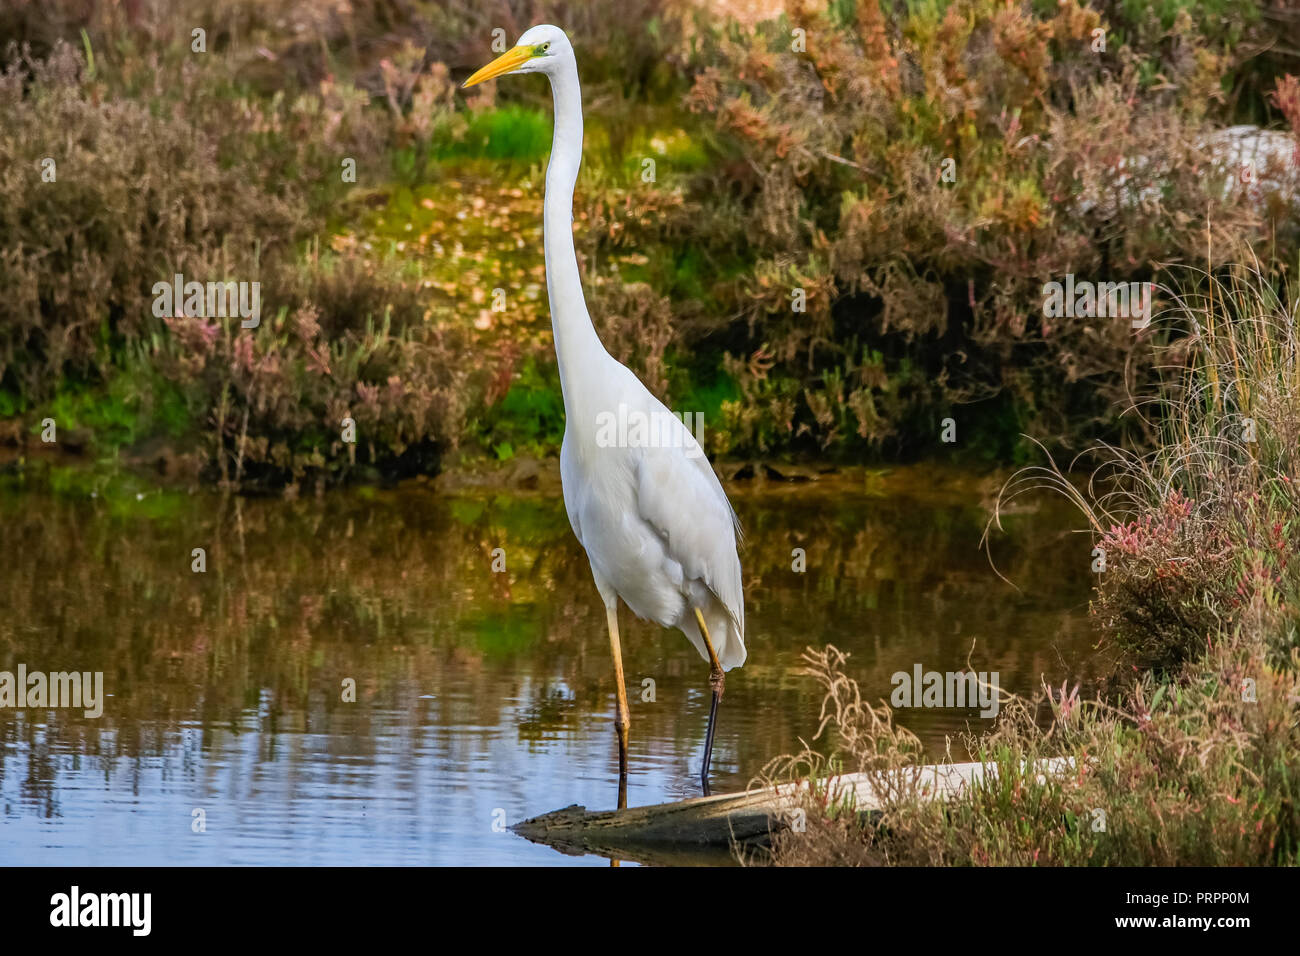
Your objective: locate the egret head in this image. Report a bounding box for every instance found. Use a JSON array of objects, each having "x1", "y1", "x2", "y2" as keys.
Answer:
[{"x1": 462, "y1": 24, "x2": 573, "y2": 87}]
